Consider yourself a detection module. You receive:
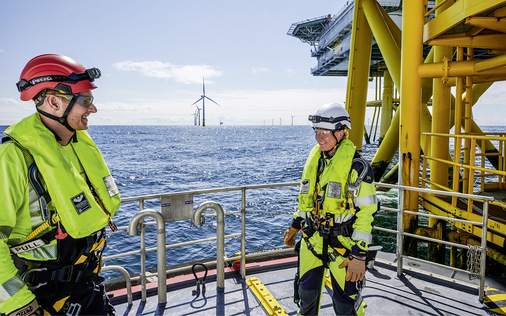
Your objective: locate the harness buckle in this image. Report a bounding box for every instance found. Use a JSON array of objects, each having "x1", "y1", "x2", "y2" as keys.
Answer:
[
  {"x1": 323, "y1": 214, "x2": 332, "y2": 234},
  {"x1": 21, "y1": 268, "x2": 48, "y2": 290},
  {"x1": 328, "y1": 251, "x2": 338, "y2": 262},
  {"x1": 52, "y1": 265, "x2": 74, "y2": 283}
]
